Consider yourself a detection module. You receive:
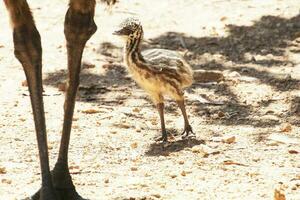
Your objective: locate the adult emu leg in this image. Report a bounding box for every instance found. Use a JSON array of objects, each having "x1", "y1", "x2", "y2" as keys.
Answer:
[
  {"x1": 4, "y1": 0, "x2": 56, "y2": 199},
  {"x1": 33, "y1": 0, "x2": 97, "y2": 199}
]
